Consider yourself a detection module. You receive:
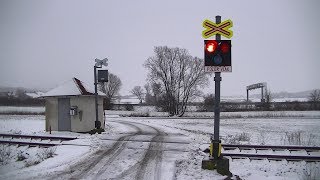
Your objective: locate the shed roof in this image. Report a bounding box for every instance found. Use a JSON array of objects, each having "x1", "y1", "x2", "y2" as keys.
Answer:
[{"x1": 42, "y1": 77, "x2": 105, "y2": 97}]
